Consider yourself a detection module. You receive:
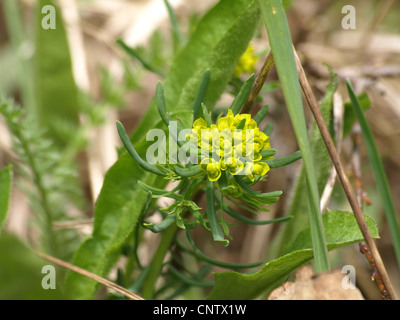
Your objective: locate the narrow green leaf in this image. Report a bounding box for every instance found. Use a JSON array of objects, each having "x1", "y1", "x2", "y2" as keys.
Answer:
[
  {"x1": 163, "y1": 0, "x2": 186, "y2": 46},
  {"x1": 263, "y1": 122, "x2": 274, "y2": 136},
  {"x1": 143, "y1": 214, "x2": 176, "y2": 233},
  {"x1": 192, "y1": 70, "x2": 211, "y2": 122},
  {"x1": 201, "y1": 104, "x2": 213, "y2": 127},
  {"x1": 137, "y1": 181, "x2": 182, "y2": 200},
  {"x1": 208, "y1": 210, "x2": 379, "y2": 300},
  {"x1": 173, "y1": 165, "x2": 202, "y2": 177},
  {"x1": 155, "y1": 82, "x2": 169, "y2": 127},
  {"x1": 128, "y1": 266, "x2": 152, "y2": 294},
  {"x1": 186, "y1": 230, "x2": 262, "y2": 269},
  {"x1": 206, "y1": 180, "x2": 228, "y2": 246},
  {"x1": 225, "y1": 207, "x2": 291, "y2": 225},
  {"x1": 254, "y1": 105, "x2": 269, "y2": 125},
  {"x1": 347, "y1": 81, "x2": 400, "y2": 268},
  {"x1": 168, "y1": 264, "x2": 214, "y2": 288},
  {"x1": 234, "y1": 176, "x2": 282, "y2": 199},
  {"x1": 0, "y1": 165, "x2": 12, "y2": 232},
  {"x1": 116, "y1": 39, "x2": 165, "y2": 77},
  {"x1": 116, "y1": 121, "x2": 167, "y2": 176},
  {"x1": 230, "y1": 74, "x2": 255, "y2": 115},
  {"x1": 235, "y1": 118, "x2": 247, "y2": 130},
  {"x1": 264, "y1": 150, "x2": 302, "y2": 168},
  {"x1": 260, "y1": 148, "x2": 276, "y2": 158}
]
